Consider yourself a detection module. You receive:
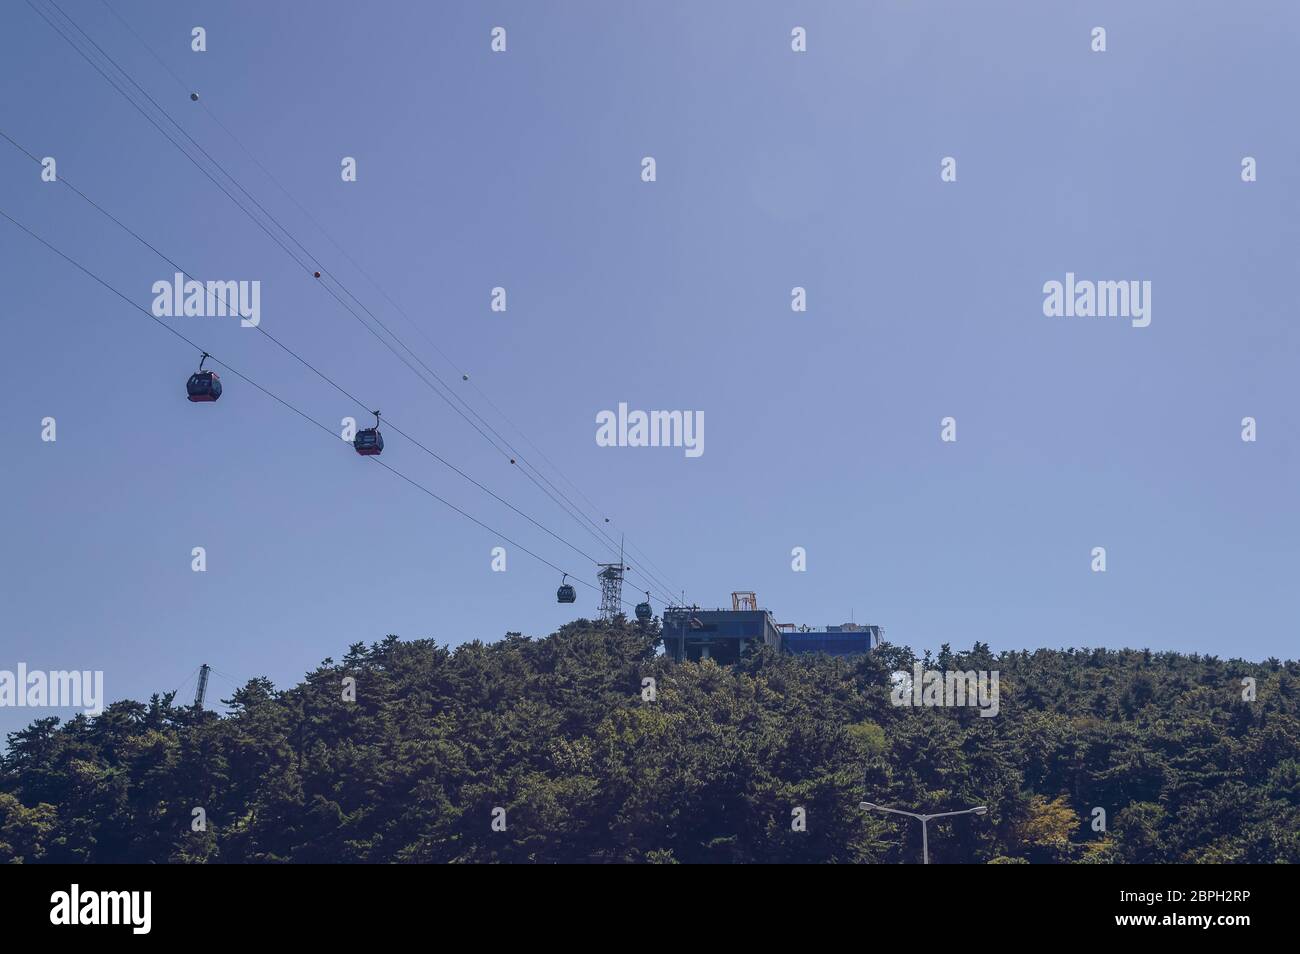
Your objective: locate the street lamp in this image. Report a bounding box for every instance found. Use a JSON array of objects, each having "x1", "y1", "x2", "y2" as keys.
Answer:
[{"x1": 859, "y1": 802, "x2": 987, "y2": 864}]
